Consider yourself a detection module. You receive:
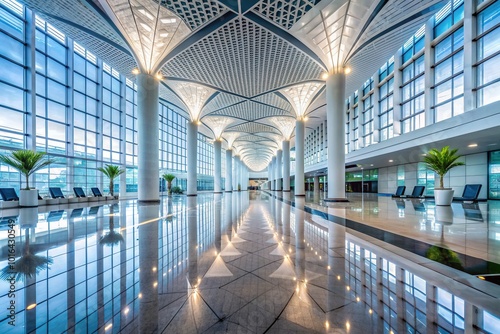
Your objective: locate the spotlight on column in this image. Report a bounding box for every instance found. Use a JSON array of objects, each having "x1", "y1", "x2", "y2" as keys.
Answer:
[
  {"x1": 132, "y1": 68, "x2": 140, "y2": 75},
  {"x1": 321, "y1": 72, "x2": 329, "y2": 80},
  {"x1": 155, "y1": 72, "x2": 163, "y2": 80},
  {"x1": 344, "y1": 67, "x2": 352, "y2": 74}
]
